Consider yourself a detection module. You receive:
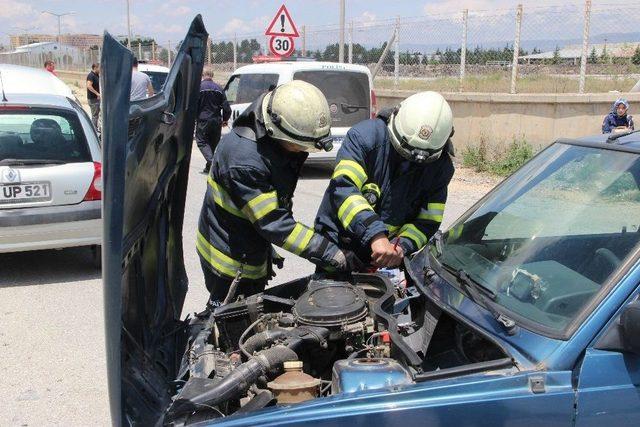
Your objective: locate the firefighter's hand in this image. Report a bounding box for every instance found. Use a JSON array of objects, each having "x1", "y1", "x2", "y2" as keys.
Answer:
[{"x1": 370, "y1": 234, "x2": 403, "y2": 268}]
